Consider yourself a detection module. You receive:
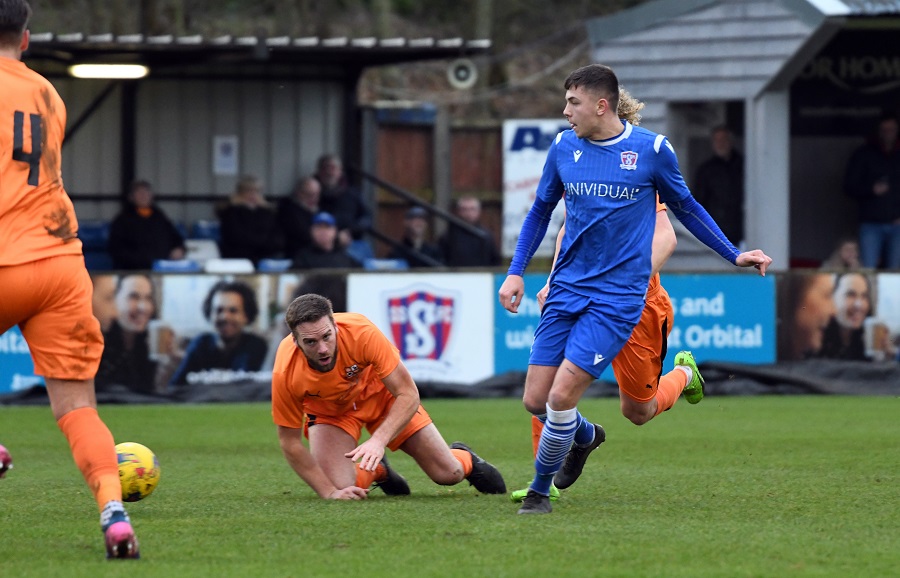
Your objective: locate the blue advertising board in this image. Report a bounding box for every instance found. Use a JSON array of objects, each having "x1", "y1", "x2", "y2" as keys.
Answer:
[
  {"x1": 494, "y1": 273, "x2": 776, "y2": 380},
  {"x1": 0, "y1": 326, "x2": 44, "y2": 394}
]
